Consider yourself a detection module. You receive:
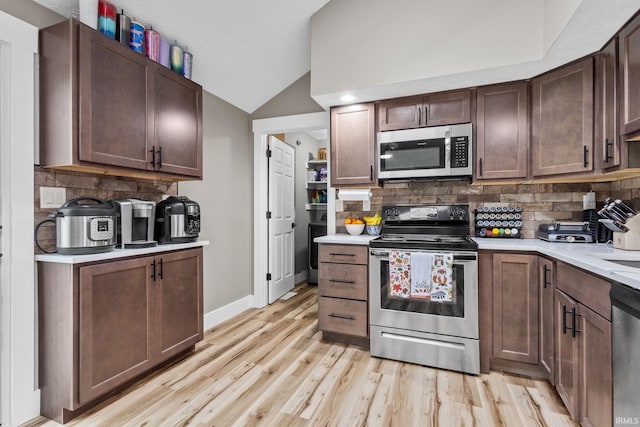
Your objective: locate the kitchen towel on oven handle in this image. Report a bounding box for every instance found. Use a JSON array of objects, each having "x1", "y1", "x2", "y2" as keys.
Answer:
[
  {"x1": 430, "y1": 253, "x2": 454, "y2": 302},
  {"x1": 410, "y1": 252, "x2": 433, "y2": 298},
  {"x1": 389, "y1": 250, "x2": 411, "y2": 298}
]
